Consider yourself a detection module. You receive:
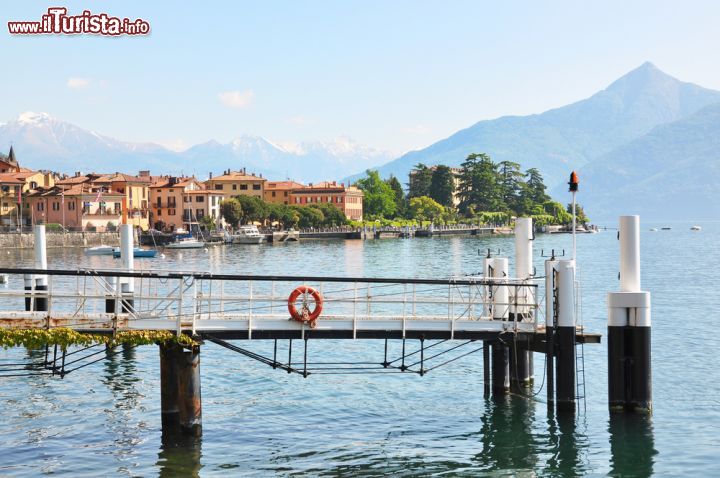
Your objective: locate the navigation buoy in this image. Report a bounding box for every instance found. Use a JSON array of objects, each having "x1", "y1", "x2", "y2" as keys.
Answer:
[{"x1": 288, "y1": 286, "x2": 323, "y2": 328}]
